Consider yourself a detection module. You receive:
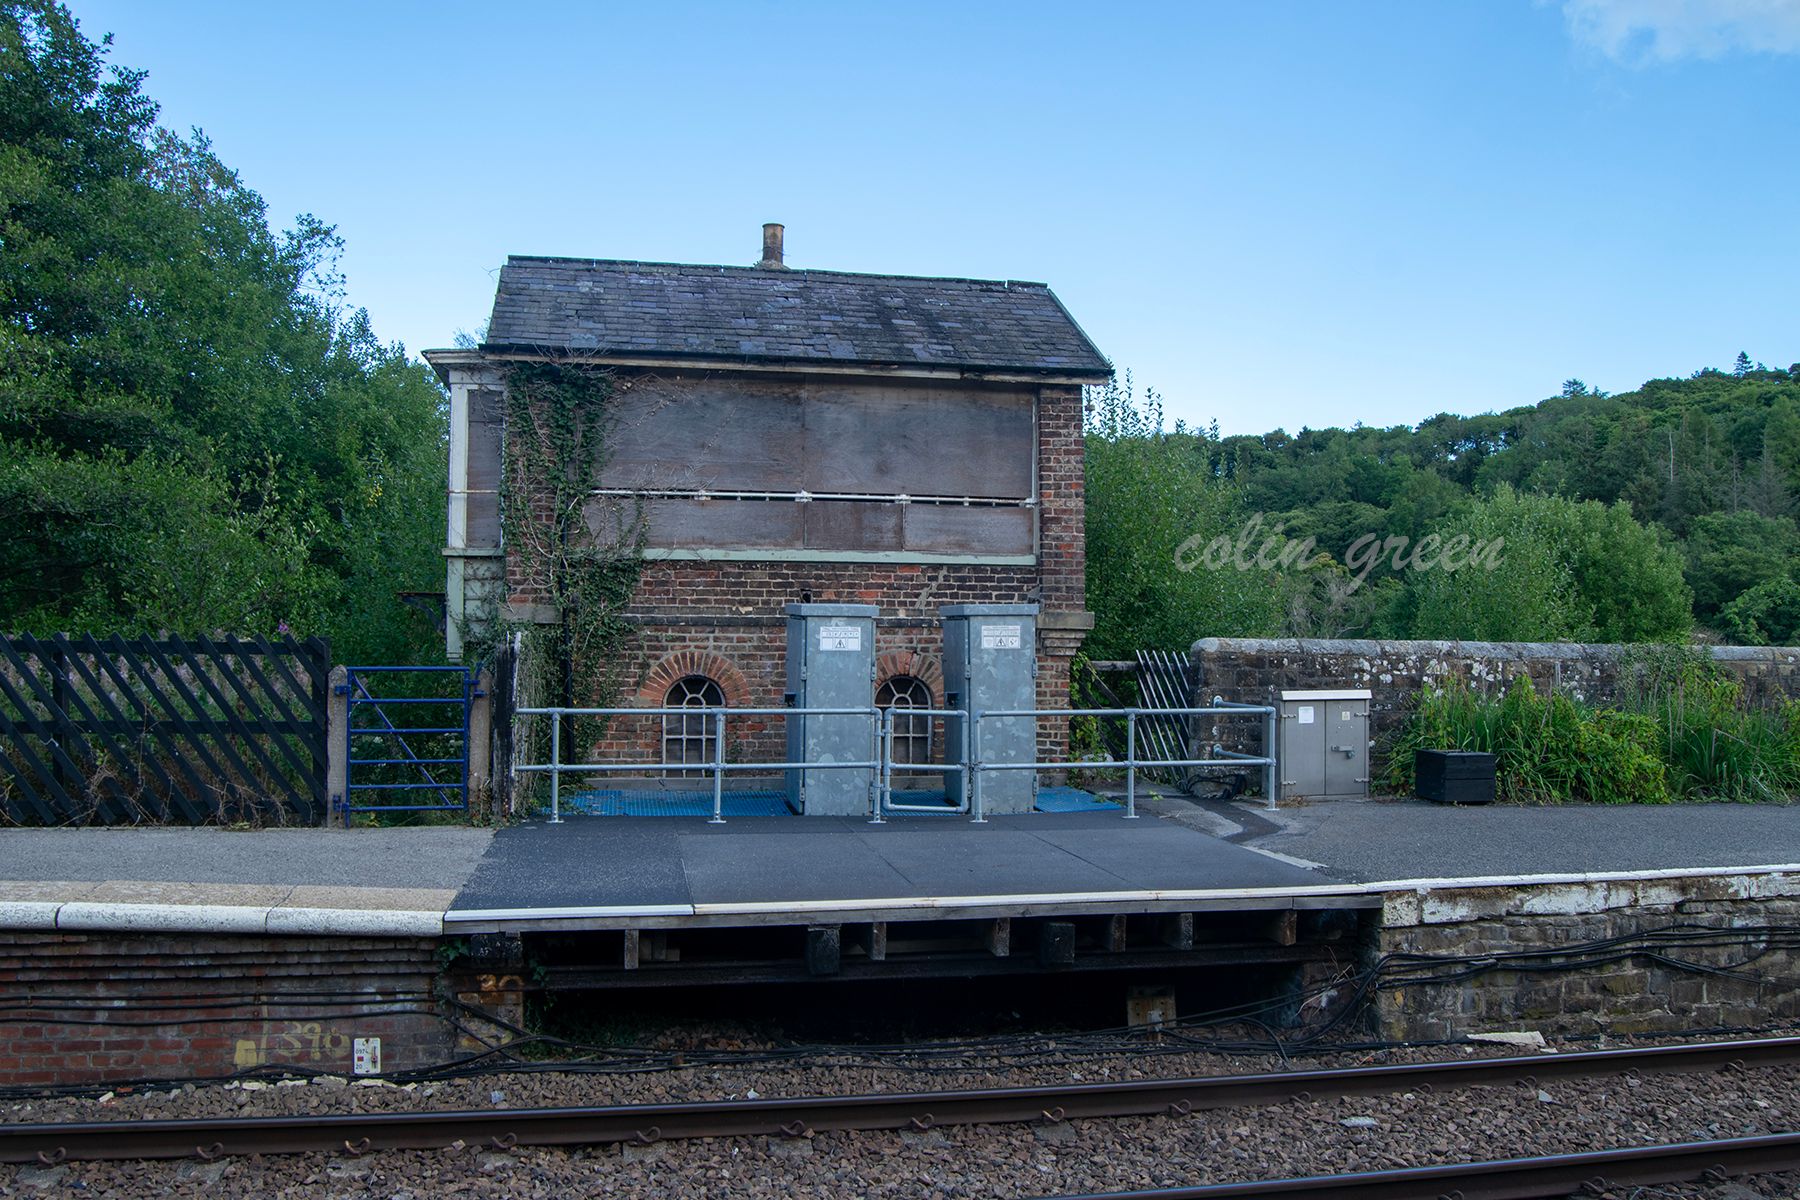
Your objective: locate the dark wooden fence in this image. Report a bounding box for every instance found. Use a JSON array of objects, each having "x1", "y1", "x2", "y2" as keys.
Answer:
[{"x1": 0, "y1": 634, "x2": 330, "y2": 826}]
